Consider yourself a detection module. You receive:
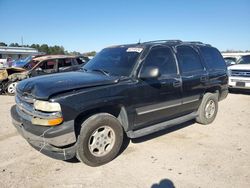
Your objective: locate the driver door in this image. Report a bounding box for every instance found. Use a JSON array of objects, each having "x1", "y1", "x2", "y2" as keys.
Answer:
[{"x1": 132, "y1": 46, "x2": 183, "y2": 129}]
